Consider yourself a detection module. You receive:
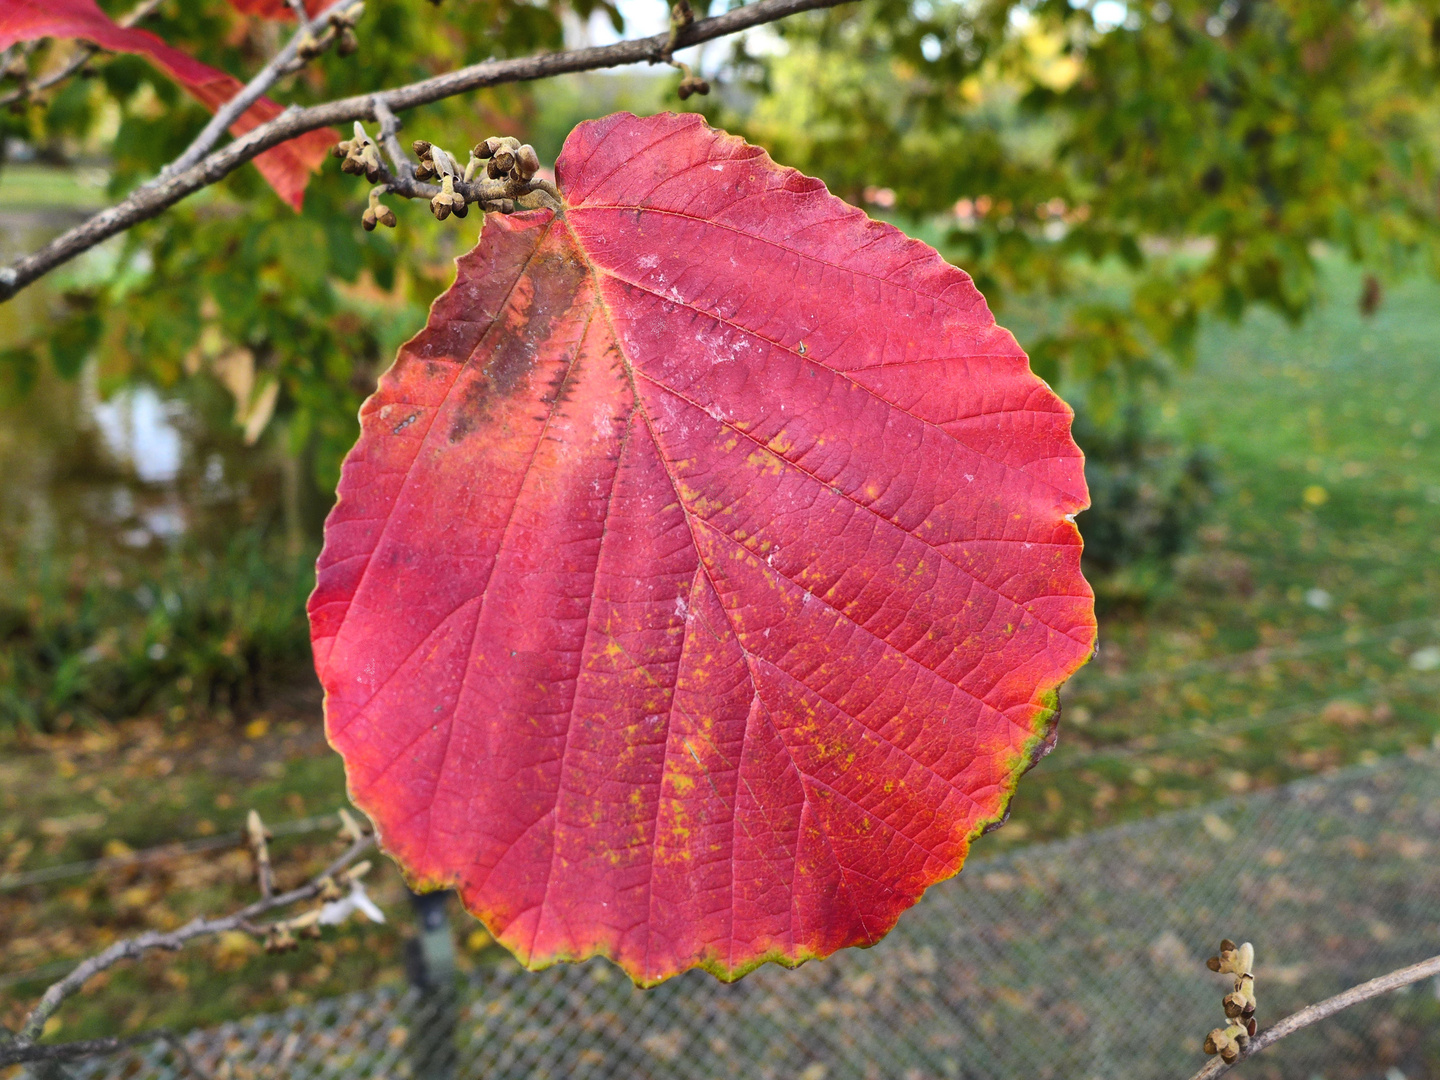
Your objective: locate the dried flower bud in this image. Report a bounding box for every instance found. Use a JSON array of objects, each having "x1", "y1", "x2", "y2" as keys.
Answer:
[
  {"x1": 361, "y1": 146, "x2": 384, "y2": 183},
  {"x1": 361, "y1": 206, "x2": 378, "y2": 231},
  {"x1": 412, "y1": 139, "x2": 433, "y2": 160},
  {"x1": 677, "y1": 75, "x2": 710, "y2": 100},
  {"x1": 296, "y1": 31, "x2": 324, "y2": 59},
  {"x1": 333, "y1": 0, "x2": 364, "y2": 25},
  {"x1": 263, "y1": 925, "x2": 298, "y2": 954},
  {"x1": 337, "y1": 27, "x2": 358, "y2": 56},
  {"x1": 491, "y1": 148, "x2": 516, "y2": 174},
  {"x1": 1208, "y1": 939, "x2": 1252, "y2": 976},
  {"x1": 514, "y1": 144, "x2": 540, "y2": 180},
  {"x1": 431, "y1": 174, "x2": 461, "y2": 220},
  {"x1": 376, "y1": 204, "x2": 397, "y2": 228}
]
